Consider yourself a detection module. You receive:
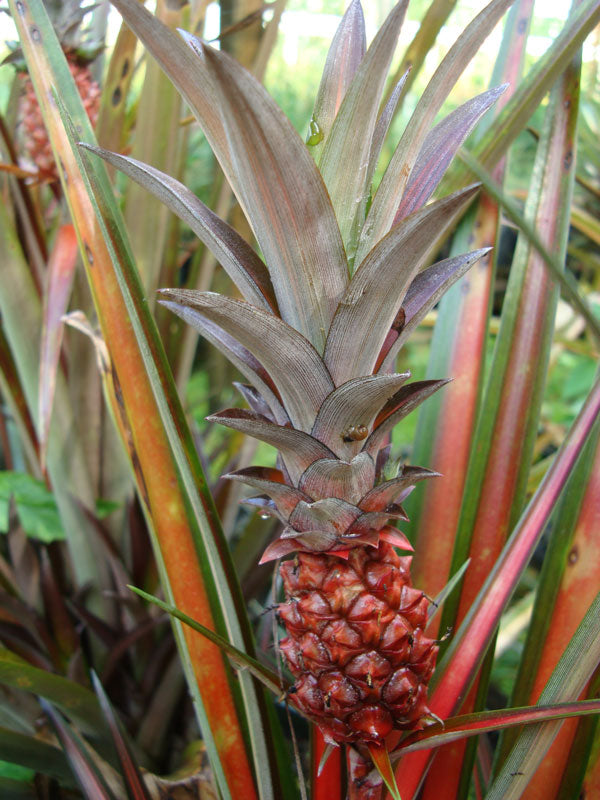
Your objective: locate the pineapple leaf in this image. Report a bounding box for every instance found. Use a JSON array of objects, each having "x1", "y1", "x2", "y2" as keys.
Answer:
[
  {"x1": 324, "y1": 184, "x2": 480, "y2": 385},
  {"x1": 427, "y1": 558, "x2": 470, "y2": 621},
  {"x1": 299, "y1": 452, "x2": 376, "y2": 504},
  {"x1": 359, "y1": 466, "x2": 440, "y2": 512},
  {"x1": 395, "y1": 379, "x2": 600, "y2": 795},
  {"x1": 367, "y1": 743, "x2": 402, "y2": 800},
  {"x1": 225, "y1": 467, "x2": 312, "y2": 517},
  {"x1": 316, "y1": 742, "x2": 336, "y2": 777},
  {"x1": 394, "y1": 699, "x2": 600, "y2": 755},
  {"x1": 38, "y1": 225, "x2": 78, "y2": 471},
  {"x1": 357, "y1": 0, "x2": 514, "y2": 264},
  {"x1": 309, "y1": 0, "x2": 366, "y2": 158},
  {"x1": 486, "y1": 590, "x2": 600, "y2": 800},
  {"x1": 183, "y1": 35, "x2": 349, "y2": 353},
  {"x1": 158, "y1": 290, "x2": 334, "y2": 432},
  {"x1": 382, "y1": 248, "x2": 492, "y2": 367},
  {"x1": 311, "y1": 373, "x2": 411, "y2": 459},
  {"x1": 465, "y1": 0, "x2": 600, "y2": 186},
  {"x1": 366, "y1": 380, "x2": 451, "y2": 457},
  {"x1": 80, "y1": 144, "x2": 277, "y2": 312},
  {"x1": 319, "y1": 0, "x2": 408, "y2": 256},
  {"x1": 207, "y1": 408, "x2": 335, "y2": 484},
  {"x1": 160, "y1": 307, "x2": 288, "y2": 425},
  {"x1": 40, "y1": 700, "x2": 118, "y2": 800},
  {"x1": 436, "y1": 379, "x2": 600, "y2": 707},
  {"x1": 90, "y1": 672, "x2": 152, "y2": 800},
  {"x1": 129, "y1": 586, "x2": 285, "y2": 697},
  {"x1": 394, "y1": 84, "x2": 507, "y2": 224},
  {"x1": 458, "y1": 148, "x2": 600, "y2": 346},
  {"x1": 109, "y1": 0, "x2": 349, "y2": 352},
  {"x1": 365, "y1": 70, "x2": 410, "y2": 197},
  {"x1": 108, "y1": 0, "x2": 232, "y2": 171}
]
